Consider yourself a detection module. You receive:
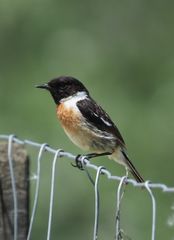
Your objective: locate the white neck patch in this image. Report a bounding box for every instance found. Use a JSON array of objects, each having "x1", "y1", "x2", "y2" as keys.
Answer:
[{"x1": 60, "y1": 91, "x2": 87, "y2": 108}]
